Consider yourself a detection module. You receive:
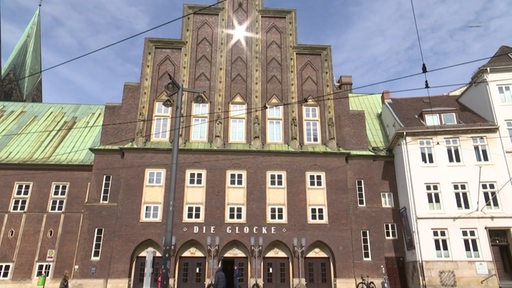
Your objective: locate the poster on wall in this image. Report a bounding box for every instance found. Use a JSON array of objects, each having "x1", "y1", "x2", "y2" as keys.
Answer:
[{"x1": 400, "y1": 207, "x2": 415, "y2": 250}]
